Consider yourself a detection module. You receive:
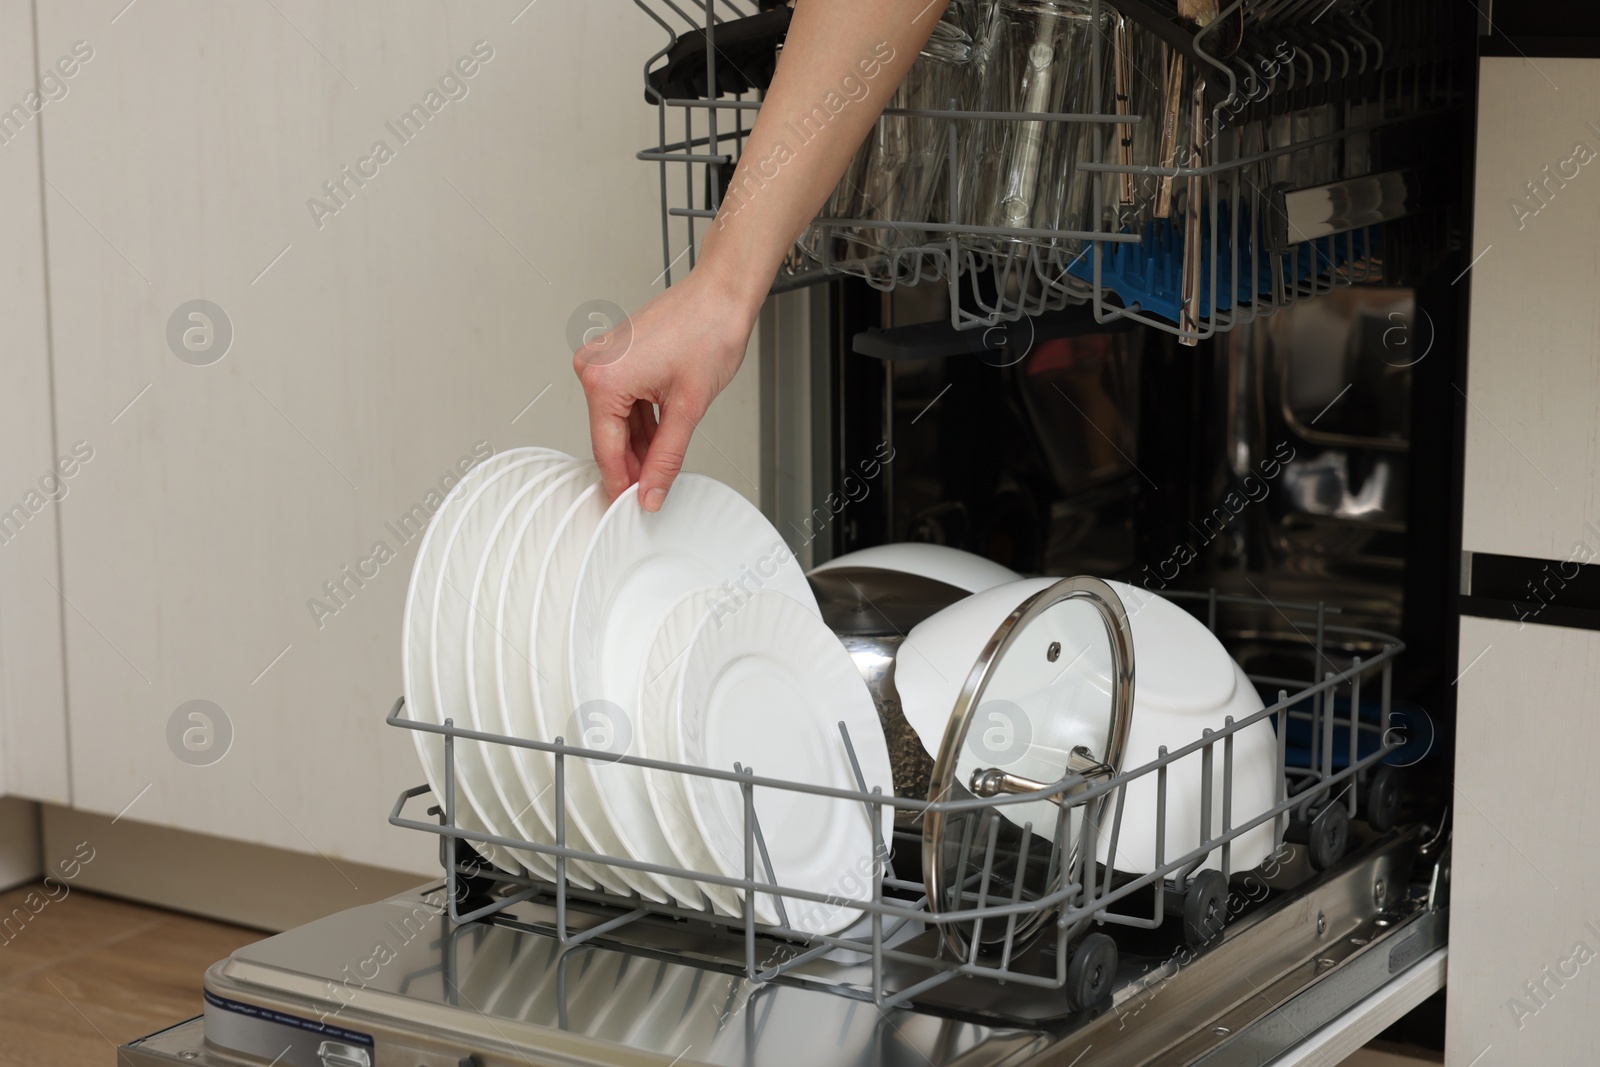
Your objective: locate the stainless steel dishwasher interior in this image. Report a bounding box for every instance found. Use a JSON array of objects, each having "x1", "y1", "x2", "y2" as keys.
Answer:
[{"x1": 117, "y1": 822, "x2": 1446, "y2": 1067}]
